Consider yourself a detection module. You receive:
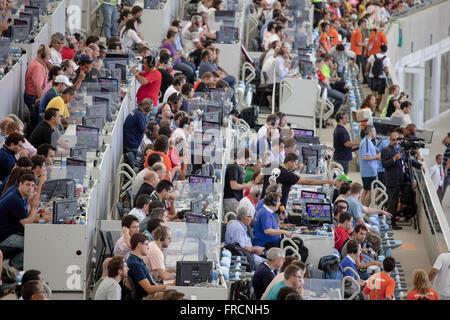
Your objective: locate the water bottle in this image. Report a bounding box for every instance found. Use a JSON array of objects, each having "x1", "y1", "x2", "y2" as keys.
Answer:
[{"x1": 41, "y1": 193, "x2": 47, "y2": 208}]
